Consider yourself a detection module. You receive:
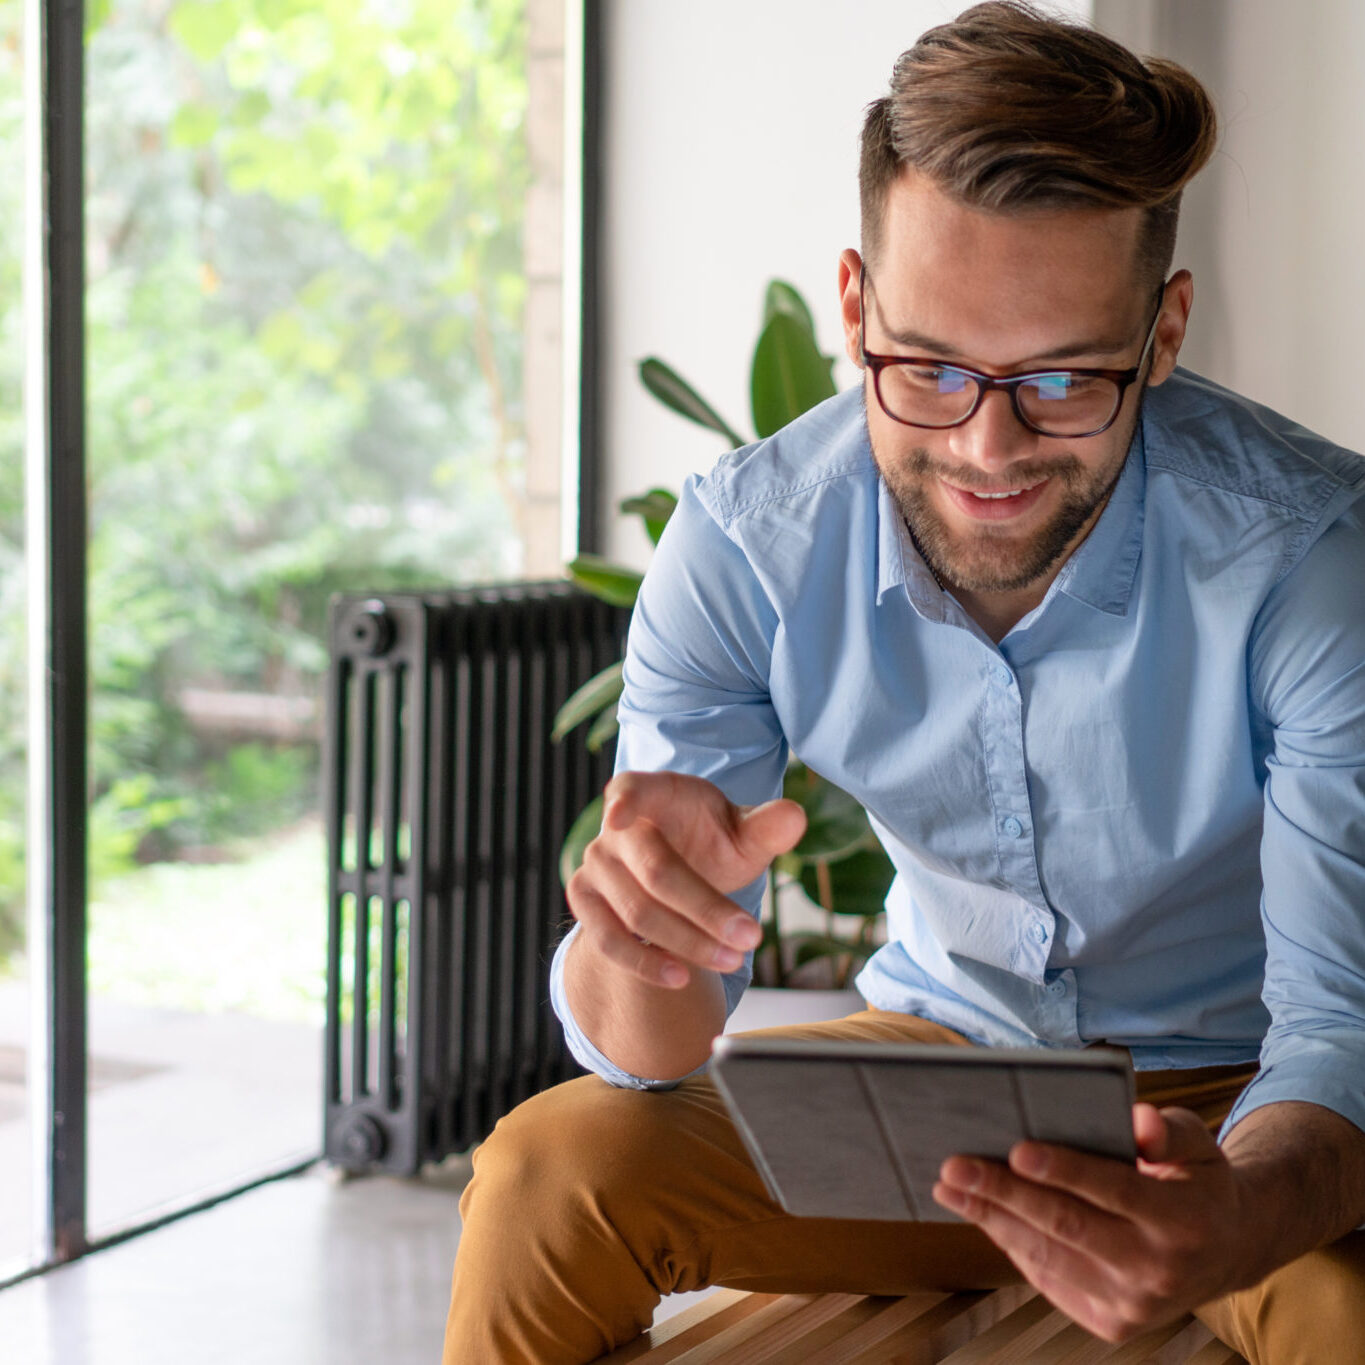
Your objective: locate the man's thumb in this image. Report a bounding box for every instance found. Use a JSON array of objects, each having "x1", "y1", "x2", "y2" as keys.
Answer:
[
  {"x1": 736, "y1": 798, "x2": 807, "y2": 859},
  {"x1": 1135, "y1": 1104, "x2": 1218, "y2": 1167}
]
